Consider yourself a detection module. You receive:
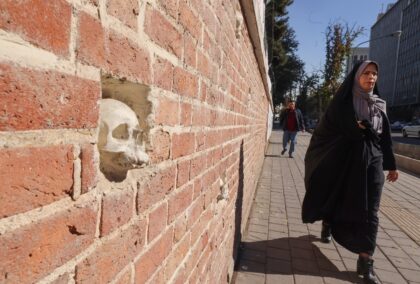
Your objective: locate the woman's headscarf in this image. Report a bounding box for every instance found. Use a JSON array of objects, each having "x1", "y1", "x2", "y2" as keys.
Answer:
[{"x1": 352, "y1": 61, "x2": 386, "y2": 134}]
